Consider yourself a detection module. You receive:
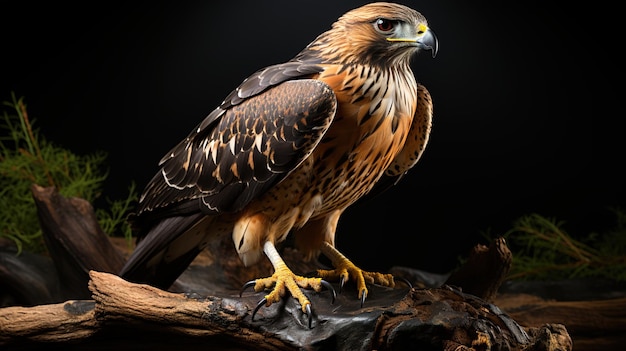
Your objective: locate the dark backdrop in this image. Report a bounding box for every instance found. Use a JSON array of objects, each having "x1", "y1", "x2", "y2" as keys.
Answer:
[{"x1": 2, "y1": 1, "x2": 622, "y2": 274}]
